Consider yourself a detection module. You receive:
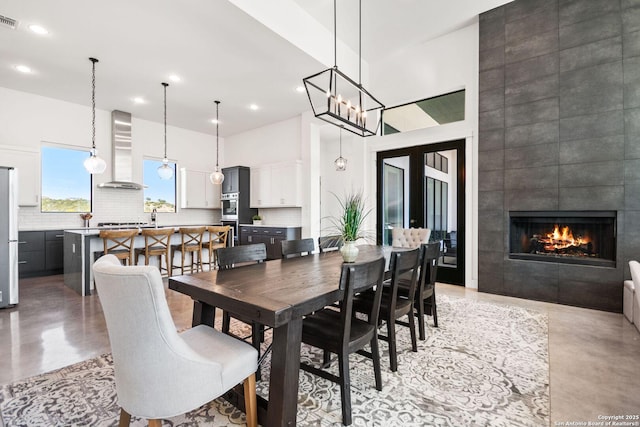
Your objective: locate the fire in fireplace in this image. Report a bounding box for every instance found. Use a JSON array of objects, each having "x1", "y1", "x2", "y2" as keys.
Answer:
[{"x1": 509, "y1": 211, "x2": 616, "y2": 267}]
